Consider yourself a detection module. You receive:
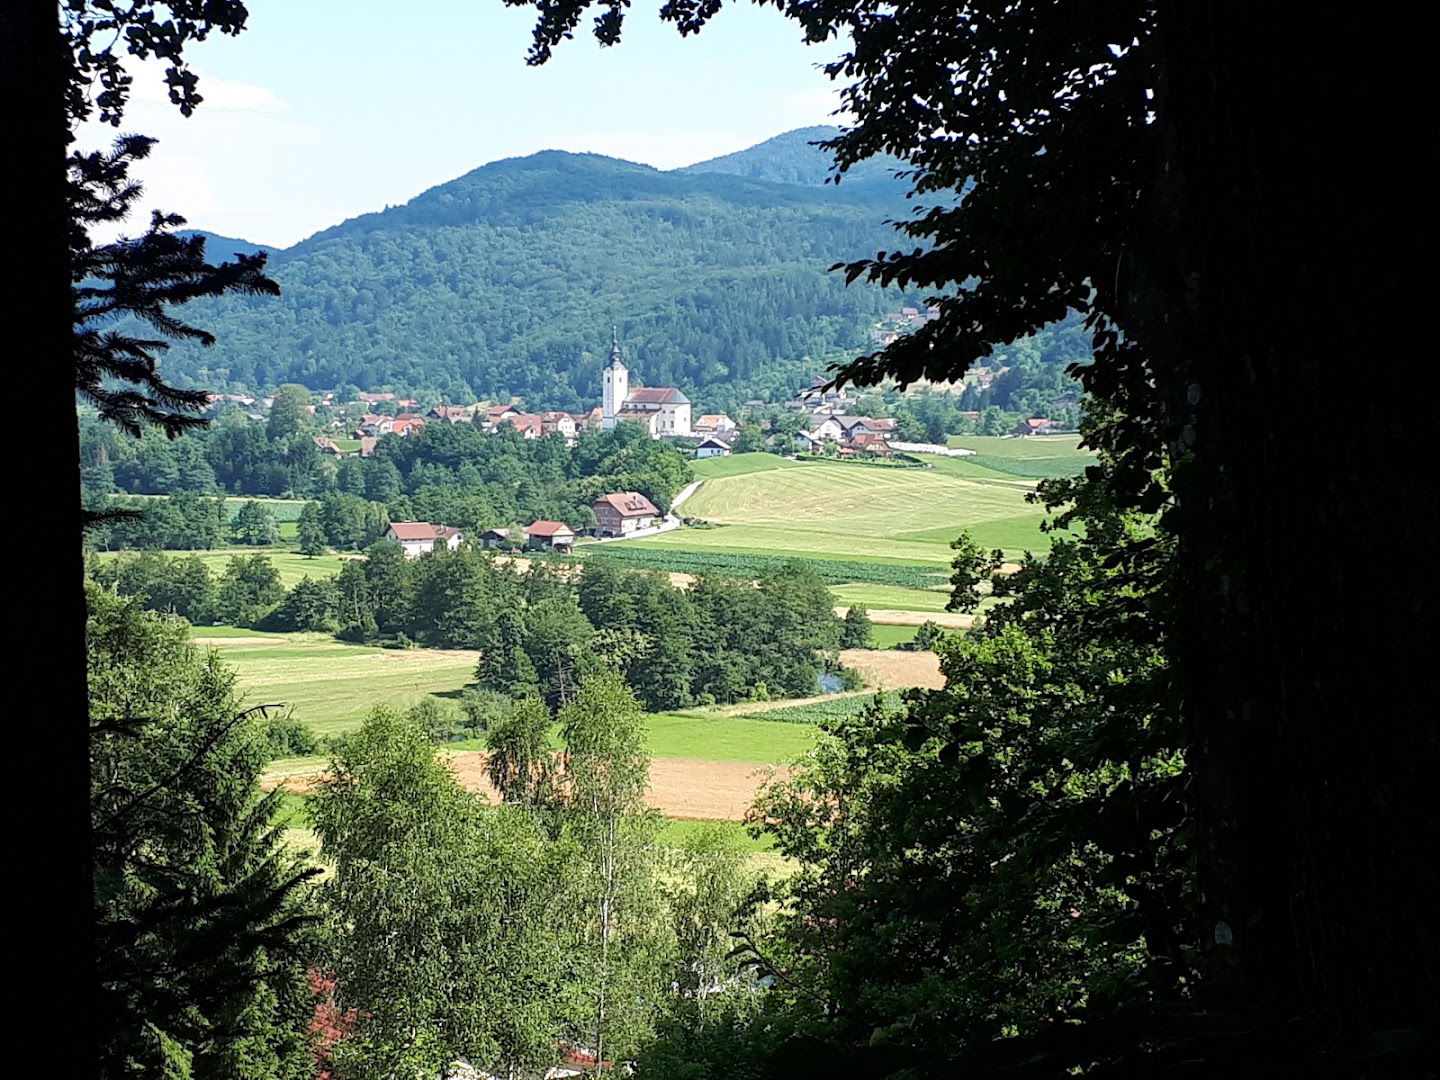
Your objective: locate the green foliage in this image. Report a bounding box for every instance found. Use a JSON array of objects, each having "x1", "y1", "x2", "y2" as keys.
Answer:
[
  {"x1": 231, "y1": 500, "x2": 278, "y2": 546},
  {"x1": 312, "y1": 707, "x2": 582, "y2": 1079},
  {"x1": 839, "y1": 604, "x2": 874, "y2": 648},
  {"x1": 154, "y1": 151, "x2": 938, "y2": 409},
  {"x1": 296, "y1": 501, "x2": 326, "y2": 556},
  {"x1": 257, "y1": 713, "x2": 321, "y2": 759},
  {"x1": 261, "y1": 575, "x2": 341, "y2": 632},
  {"x1": 214, "y1": 553, "x2": 285, "y2": 627},
  {"x1": 87, "y1": 587, "x2": 318, "y2": 1078},
  {"x1": 405, "y1": 696, "x2": 465, "y2": 745},
  {"x1": 89, "y1": 550, "x2": 216, "y2": 623},
  {"x1": 485, "y1": 696, "x2": 555, "y2": 807},
  {"x1": 581, "y1": 545, "x2": 948, "y2": 590}
]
